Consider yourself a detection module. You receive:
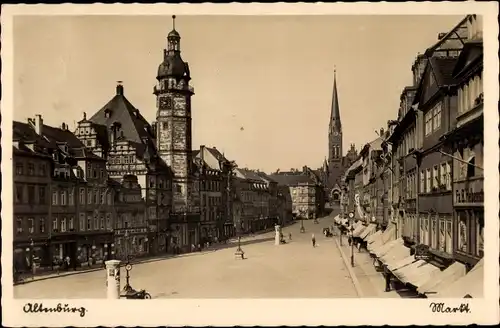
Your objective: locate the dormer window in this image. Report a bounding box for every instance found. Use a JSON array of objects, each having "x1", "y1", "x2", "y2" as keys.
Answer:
[{"x1": 104, "y1": 108, "x2": 113, "y2": 118}]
